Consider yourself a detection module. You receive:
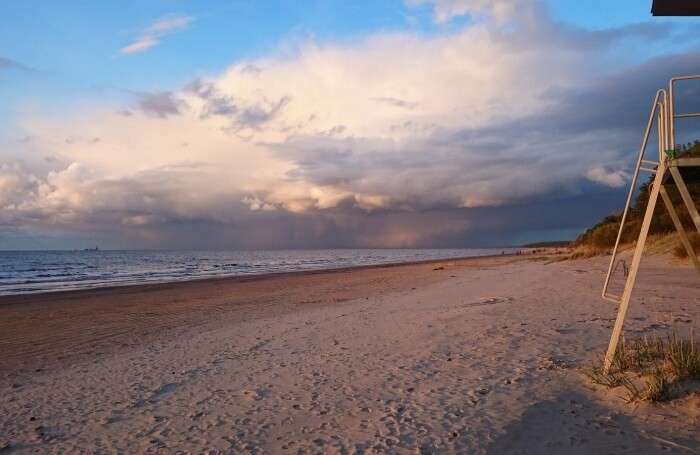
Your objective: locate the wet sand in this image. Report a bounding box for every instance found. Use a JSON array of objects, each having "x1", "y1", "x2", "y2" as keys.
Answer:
[{"x1": 1, "y1": 252, "x2": 700, "y2": 453}]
